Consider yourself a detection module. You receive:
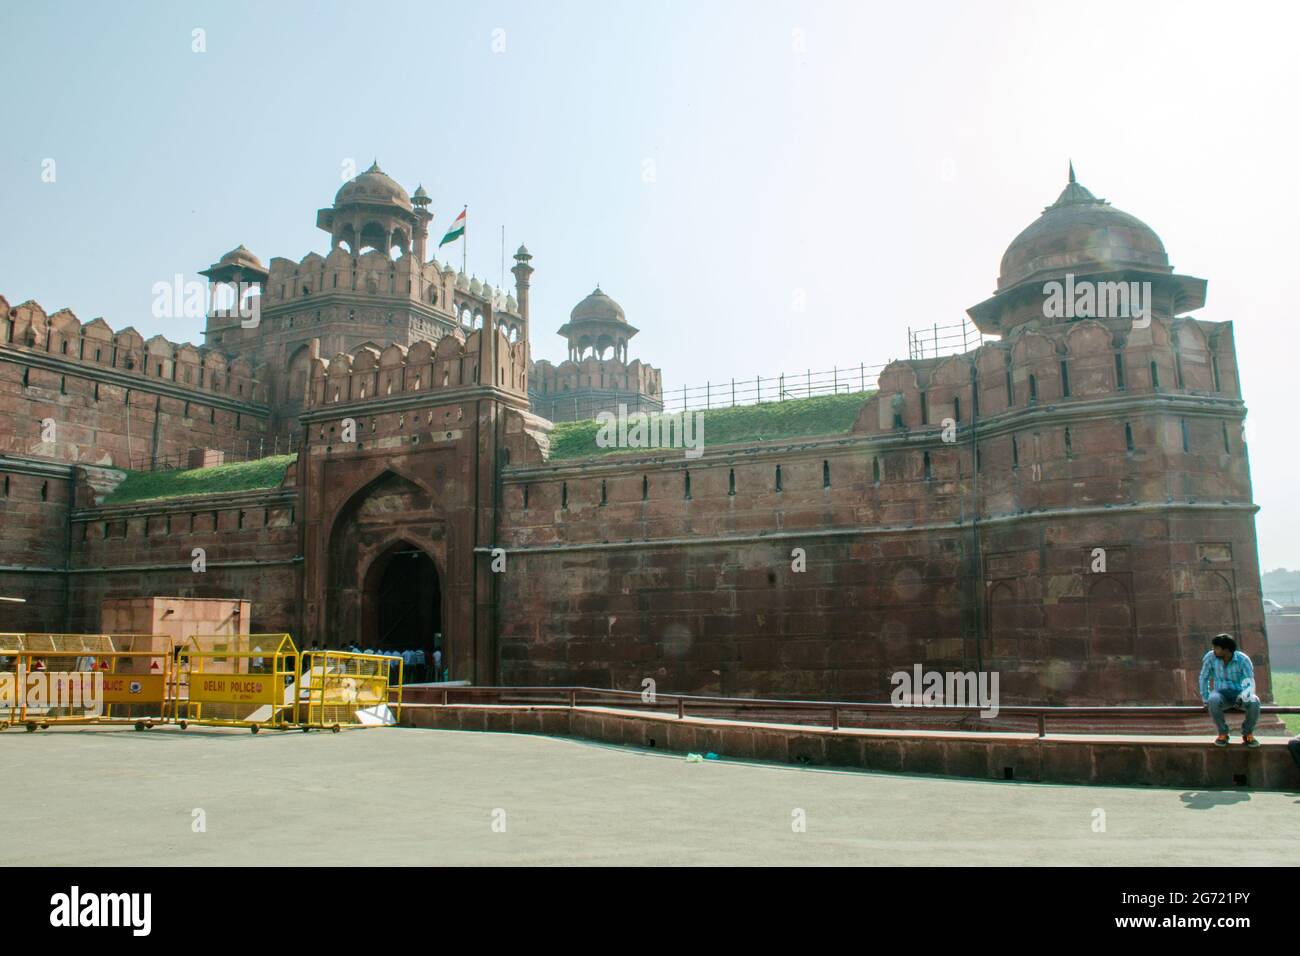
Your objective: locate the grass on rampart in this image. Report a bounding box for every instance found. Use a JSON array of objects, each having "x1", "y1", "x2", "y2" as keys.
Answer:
[
  {"x1": 102, "y1": 455, "x2": 296, "y2": 505},
  {"x1": 547, "y1": 391, "x2": 874, "y2": 460}
]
